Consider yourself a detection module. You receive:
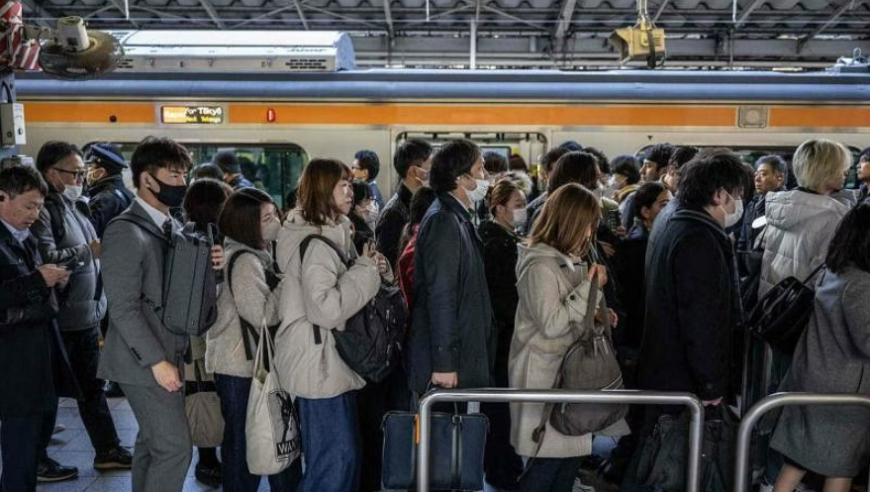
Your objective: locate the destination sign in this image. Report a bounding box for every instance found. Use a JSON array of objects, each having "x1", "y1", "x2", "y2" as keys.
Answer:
[{"x1": 161, "y1": 106, "x2": 225, "y2": 124}]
